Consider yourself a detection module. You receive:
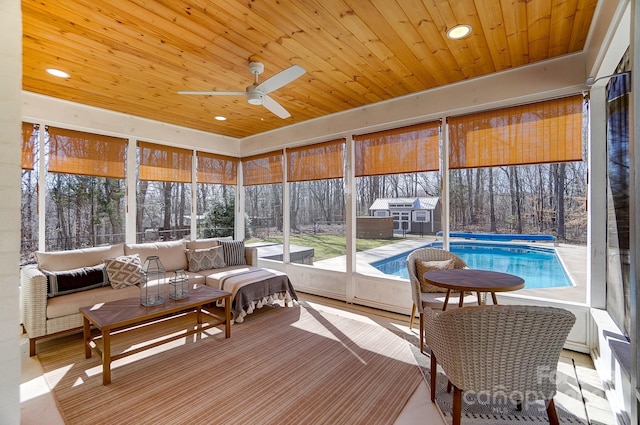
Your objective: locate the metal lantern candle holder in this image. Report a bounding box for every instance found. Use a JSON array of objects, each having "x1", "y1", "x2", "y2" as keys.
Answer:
[
  {"x1": 169, "y1": 269, "x2": 189, "y2": 300},
  {"x1": 140, "y1": 255, "x2": 166, "y2": 307}
]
